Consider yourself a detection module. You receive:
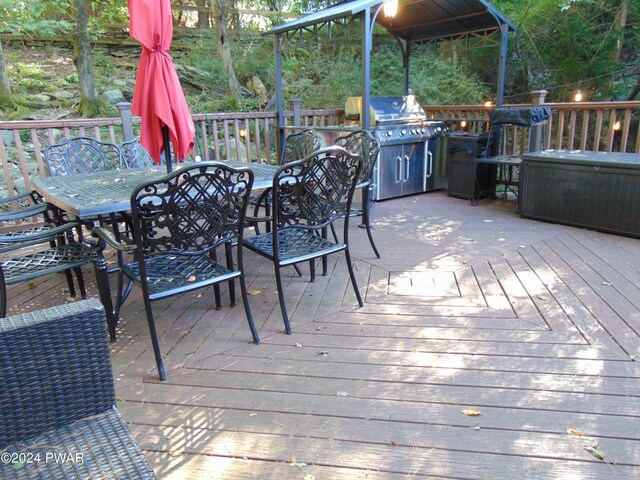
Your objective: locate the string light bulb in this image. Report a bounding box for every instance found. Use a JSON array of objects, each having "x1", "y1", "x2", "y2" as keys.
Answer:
[
  {"x1": 383, "y1": 0, "x2": 398, "y2": 18},
  {"x1": 460, "y1": 120, "x2": 467, "y2": 129},
  {"x1": 574, "y1": 90, "x2": 583, "y2": 102},
  {"x1": 613, "y1": 120, "x2": 621, "y2": 131},
  {"x1": 484, "y1": 100, "x2": 492, "y2": 107}
]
